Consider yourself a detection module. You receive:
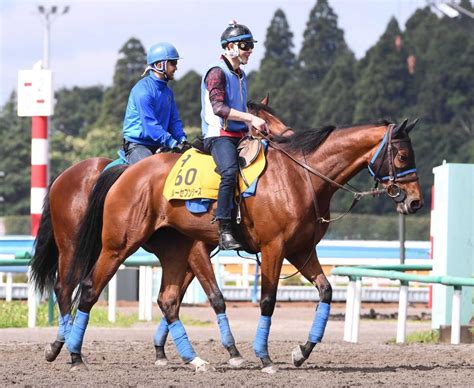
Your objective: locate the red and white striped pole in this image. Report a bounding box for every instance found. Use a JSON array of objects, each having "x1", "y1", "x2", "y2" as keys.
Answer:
[{"x1": 31, "y1": 116, "x2": 48, "y2": 236}]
